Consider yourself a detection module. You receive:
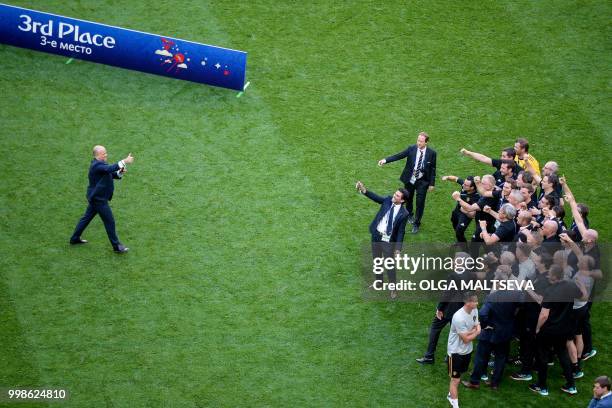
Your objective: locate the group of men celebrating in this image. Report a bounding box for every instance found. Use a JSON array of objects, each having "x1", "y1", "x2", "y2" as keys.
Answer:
[
  {"x1": 356, "y1": 133, "x2": 607, "y2": 407},
  {"x1": 356, "y1": 131, "x2": 437, "y2": 299}
]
